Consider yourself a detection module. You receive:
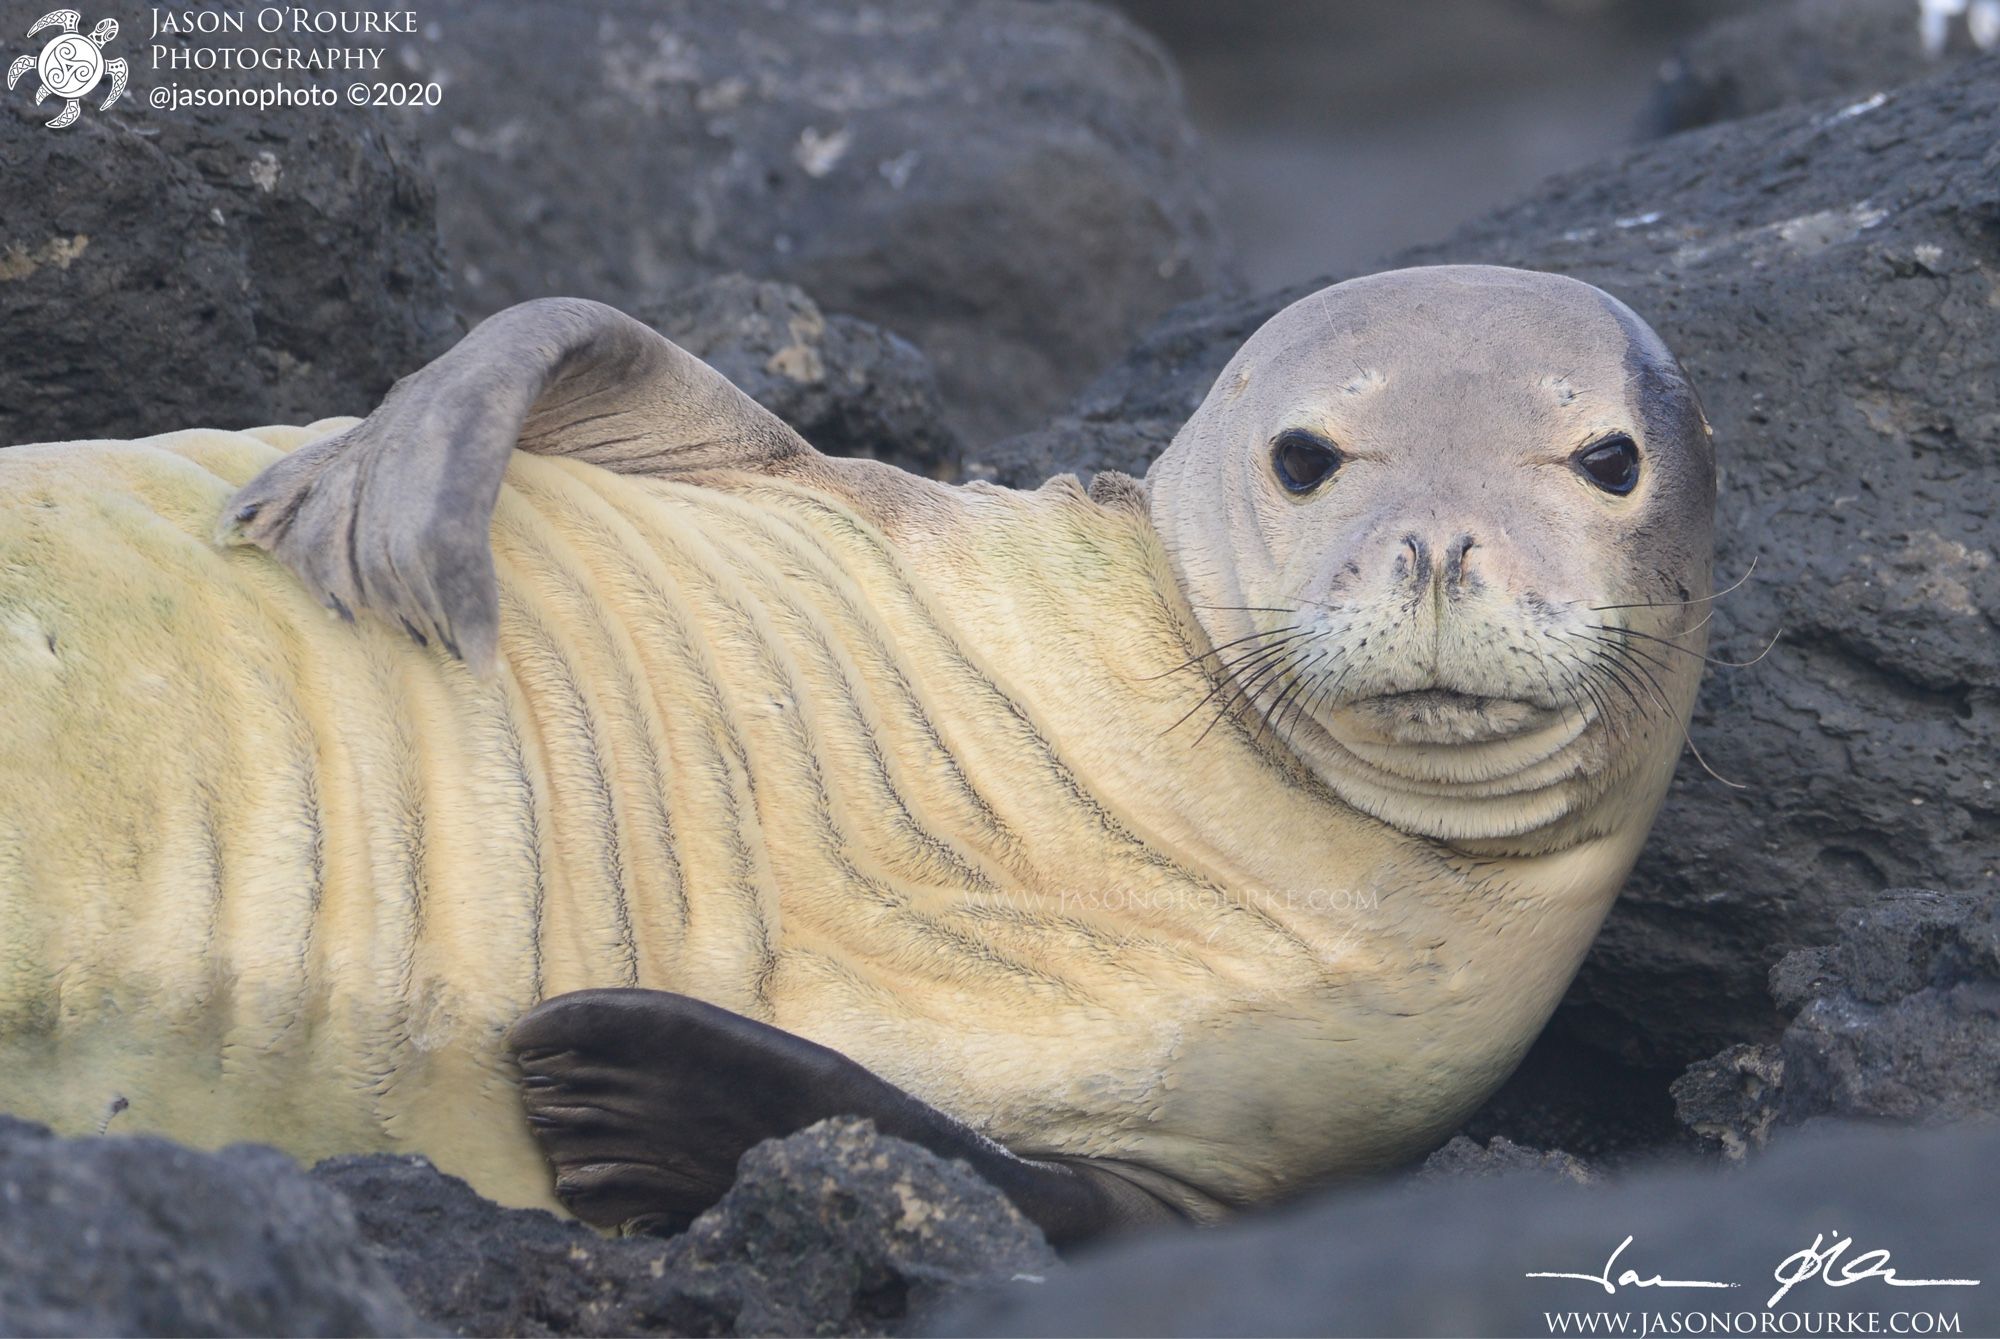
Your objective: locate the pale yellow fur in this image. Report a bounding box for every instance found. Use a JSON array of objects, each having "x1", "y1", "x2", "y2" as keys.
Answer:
[{"x1": 0, "y1": 414, "x2": 1641, "y2": 1215}]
